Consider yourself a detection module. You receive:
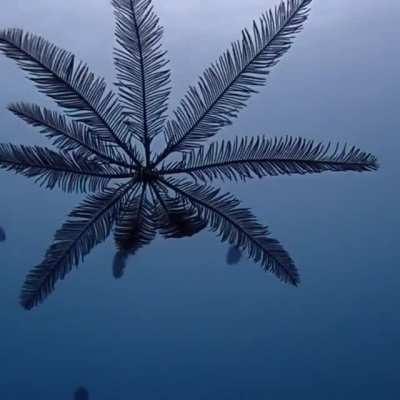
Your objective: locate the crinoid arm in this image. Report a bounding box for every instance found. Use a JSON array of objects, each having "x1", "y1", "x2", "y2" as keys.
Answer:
[
  {"x1": 160, "y1": 177, "x2": 300, "y2": 286},
  {"x1": 0, "y1": 28, "x2": 141, "y2": 165},
  {"x1": 160, "y1": 136, "x2": 379, "y2": 182},
  {"x1": 9, "y1": 102, "x2": 136, "y2": 168},
  {"x1": 114, "y1": 184, "x2": 156, "y2": 256},
  {"x1": 0, "y1": 143, "x2": 129, "y2": 193},
  {"x1": 20, "y1": 183, "x2": 135, "y2": 310},
  {"x1": 156, "y1": 0, "x2": 313, "y2": 163},
  {"x1": 151, "y1": 183, "x2": 207, "y2": 239},
  {"x1": 113, "y1": 0, "x2": 171, "y2": 164}
]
